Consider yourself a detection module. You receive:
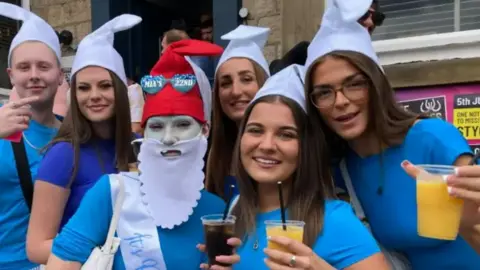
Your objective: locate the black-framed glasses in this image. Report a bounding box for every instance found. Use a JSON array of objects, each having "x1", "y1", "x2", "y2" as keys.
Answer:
[
  {"x1": 359, "y1": 9, "x2": 386, "y2": 26},
  {"x1": 310, "y1": 77, "x2": 369, "y2": 109}
]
